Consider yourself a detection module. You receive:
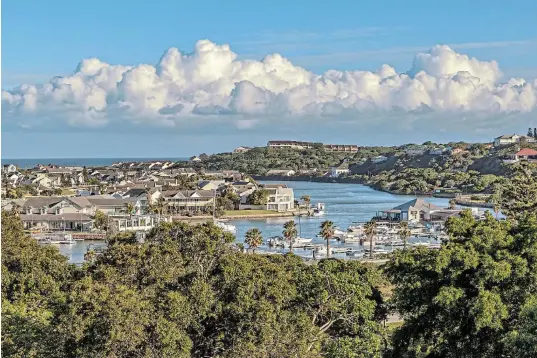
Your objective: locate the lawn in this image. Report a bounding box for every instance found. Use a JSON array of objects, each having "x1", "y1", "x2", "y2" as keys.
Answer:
[{"x1": 224, "y1": 210, "x2": 281, "y2": 216}]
